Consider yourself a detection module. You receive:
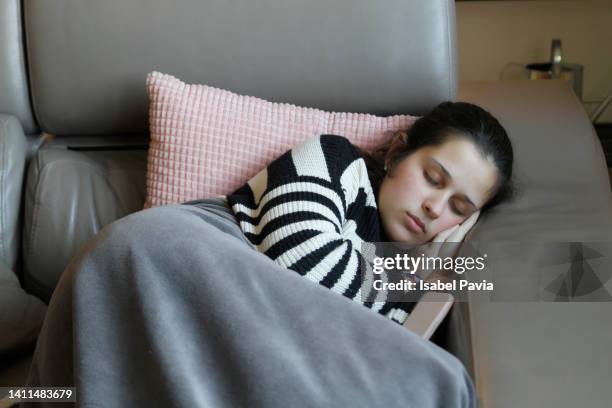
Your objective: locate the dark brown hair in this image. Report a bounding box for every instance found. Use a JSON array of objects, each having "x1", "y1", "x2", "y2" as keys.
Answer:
[{"x1": 360, "y1": 101, "x2": 515, "y2": 213}]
